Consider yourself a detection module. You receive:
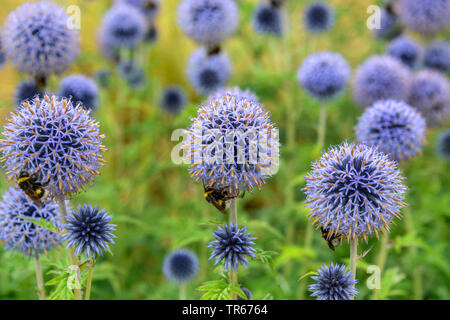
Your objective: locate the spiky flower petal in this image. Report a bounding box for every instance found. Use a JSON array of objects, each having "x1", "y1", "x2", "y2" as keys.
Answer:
[
  {"x1": 309, "y1": 263, "x2": 358, "y2": 300},
  {"x1": 59, "y1": 74, "x2": 99, "y2": 111},
  {"x1": 163, "y1": 249, "x2": 199, "y2": 283}
]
